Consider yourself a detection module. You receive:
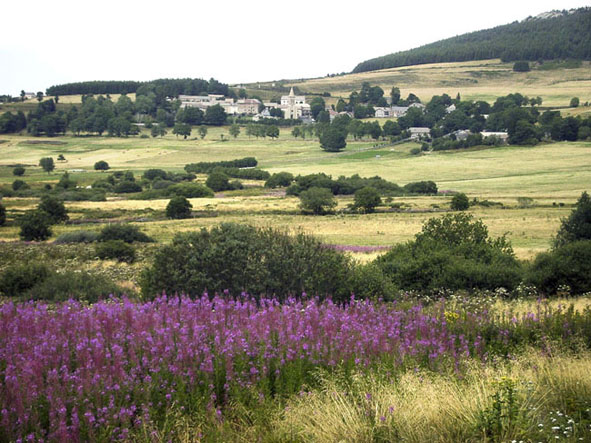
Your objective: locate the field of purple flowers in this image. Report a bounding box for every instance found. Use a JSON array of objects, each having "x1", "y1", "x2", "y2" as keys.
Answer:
[{"x1": 1, "y1": 295, "x2": 590, "y2": 441}]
